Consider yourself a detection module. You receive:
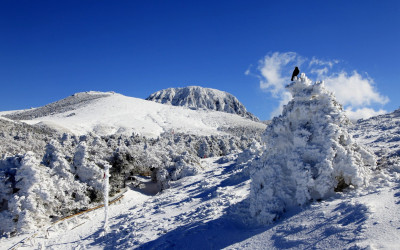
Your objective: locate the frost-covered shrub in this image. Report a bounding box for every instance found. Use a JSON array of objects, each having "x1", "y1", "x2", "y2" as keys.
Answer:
[
  {"x1": 74, "y1": 142, "x2": 103, "y2": 196},
  {"x1": 236, "y1": 140, "x2": 264, "y2": 166},
  {"x1": 6, "y1": 152, "x2": 56, "y2": 233},
  {"x1": 0, "y1": 147, "x2": 94, "y2": 235},
  {"x1": 250, "y1": 74, "x2": 376, "y2": 224},
  {"x1": 42, "y1": 140, "x2": 90, "y2": 213}
]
